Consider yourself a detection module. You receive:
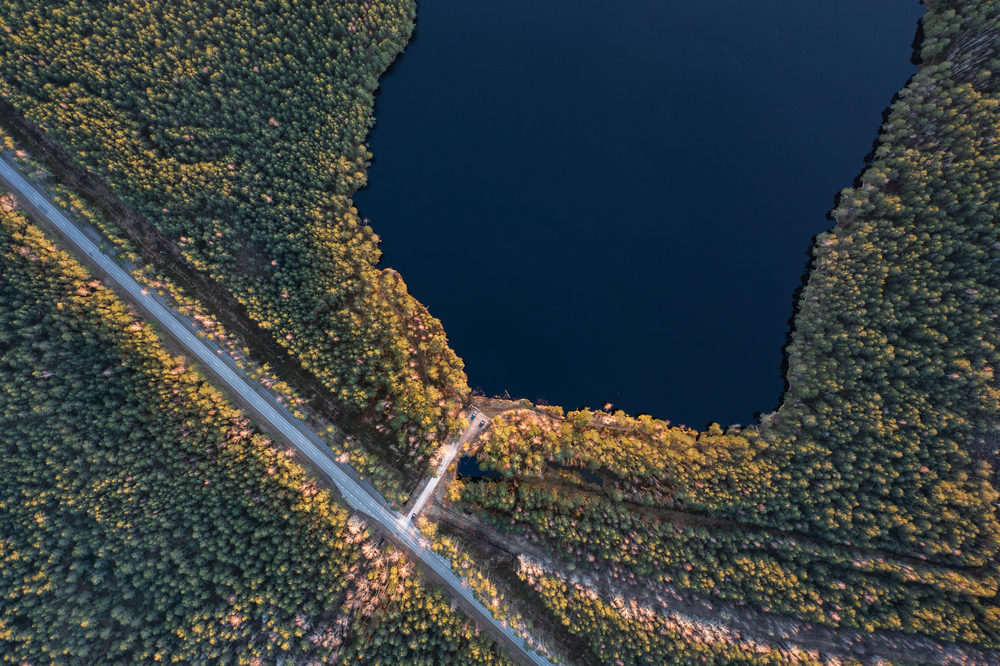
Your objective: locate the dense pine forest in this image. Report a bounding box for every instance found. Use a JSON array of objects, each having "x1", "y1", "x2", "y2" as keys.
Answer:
[
  {"x1": 0, "y1": 0, "x2": 470, "y2": 481},
  {"x1": 2, "y1": 0, "x2": 1000, "y2": 664},
  {"x1": 0, "y1": 203, "x2": 514, "y2": 665},
  {"x1": 518, "y1": 562, "x2": 831, "y2": 666}
]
